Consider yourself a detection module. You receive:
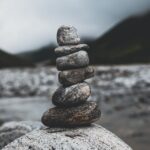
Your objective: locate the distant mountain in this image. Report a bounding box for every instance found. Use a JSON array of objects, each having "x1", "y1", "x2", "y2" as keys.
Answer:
[
  {"x1": 87, "y1": 12, "x2": 150, "y2": 64},
  {"x1": 17, "y1": 44, "x2": 56, "y2": 65},
  {"x1": 0, "y1": 49, "x2": 33, "y2": 68},
  {"x1": 18, "y1": 12, "x2": 150, "y2": 65}
]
